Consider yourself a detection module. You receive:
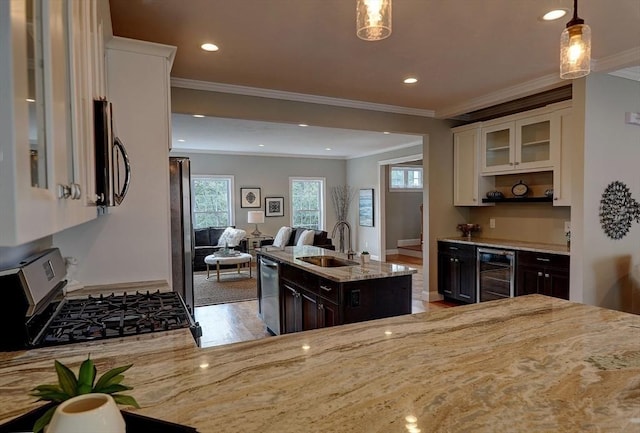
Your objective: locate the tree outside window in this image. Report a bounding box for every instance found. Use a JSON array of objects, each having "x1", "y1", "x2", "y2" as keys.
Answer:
[
  {"x1": 290, "y1": 177, "x2": 325, "y2": 230},
  {"x1": 192, "y1": 175, "x2": 234, "y2": 229}
]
